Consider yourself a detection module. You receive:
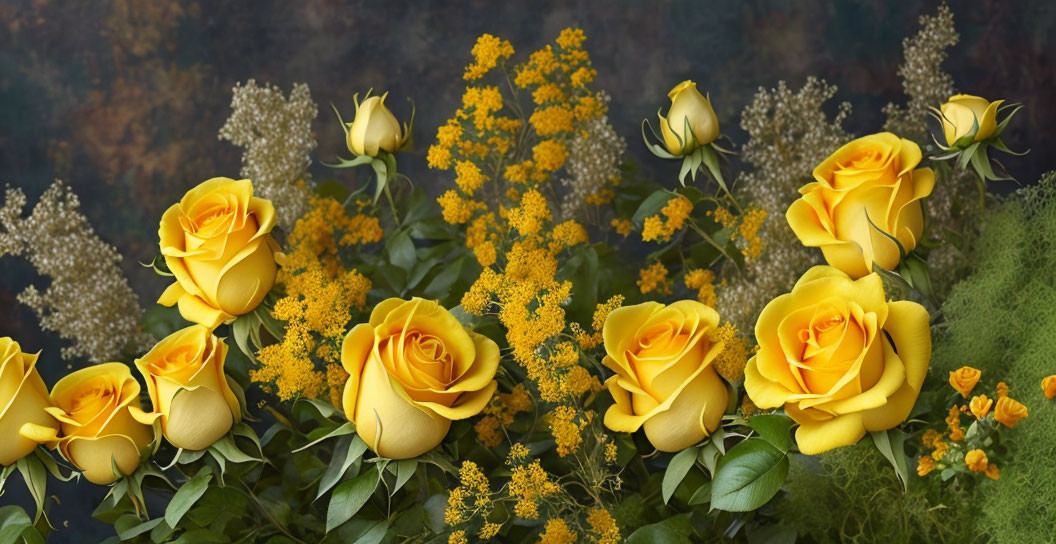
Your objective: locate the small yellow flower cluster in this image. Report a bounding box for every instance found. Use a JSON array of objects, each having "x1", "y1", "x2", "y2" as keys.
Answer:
[
  {"x1": 475, "y1": 384, "x2": 534, "y2": 447},
  {"x1": 509, "y1": 460, "x2": 561, "y2": 520},
  {"x1": 709, "y1": 322, "x2": 751, "y2": 382},
  {"x1": 738, "y1": 206, "x2": 767, "y2": 260},
  {"x1": 610, "y1": 218, "x2": 633, "y2": 237},
  {"x1": 919, "y1": 371, "x2": 1030, "y2": 482},
  {"x1": 585, "y1": 507, "x2": 621, "y2": 544},
  {"x1": 464, "y1": 34, "x2": 514, "y2": 81},
  {"x1": 538, "y1": 518, "x2": 578, "y2": 544},
  {"x1": 570, "y1": 295, "x2": 624, "y2": 349},
  {"x1": 548, "y1": 405, "x2": 590, "y2": 457},
  {"x1": 253, "y1": 197, "x2": 376, "y2": 403},
  {"x1": 642, "y1": 195, "x2": 693, "y2": 242},
  {"x1": 684, "y1": 268, "x2": 718, "y2": 306},
  {"x1": 637, "y1": 262, "x2": 670, "y2": 295},
  {"x1": 446, "y1": 461, "x2": 494, "y2": 526}
]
